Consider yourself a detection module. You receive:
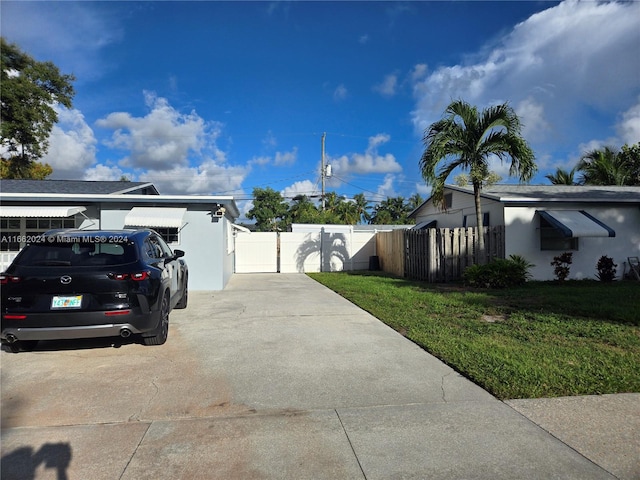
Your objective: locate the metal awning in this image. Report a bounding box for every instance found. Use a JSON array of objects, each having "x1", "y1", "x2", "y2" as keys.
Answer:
[
  {"x1": 231, "y1": 224, "x2": 251, "y2": 233},
  {"x1": 124, "y1": 207, "x2": 187, "y2": 229},
  {"x1": 413, "y1": 220, "x2": 437, "y2": 230},
  {"x1": 537, "y1": 210, "x2": 615, "y2": 238},
  {"x1": 0, "y1": 205, "x2": 86, "y2": 217}
]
